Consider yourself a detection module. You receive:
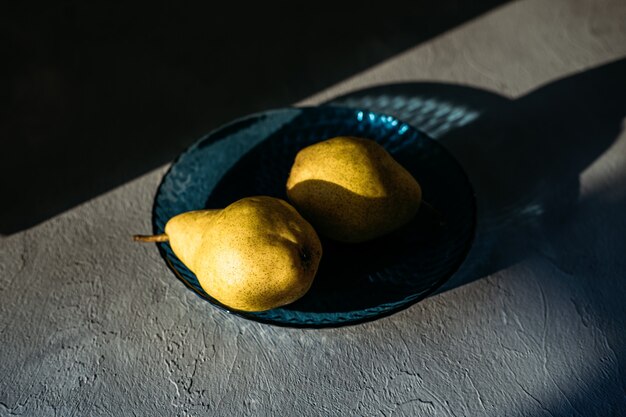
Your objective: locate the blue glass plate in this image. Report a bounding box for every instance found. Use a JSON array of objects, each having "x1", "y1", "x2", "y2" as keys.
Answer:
[{"x1": 153, "y1": 106, "x2": 475, "y2": 327}]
